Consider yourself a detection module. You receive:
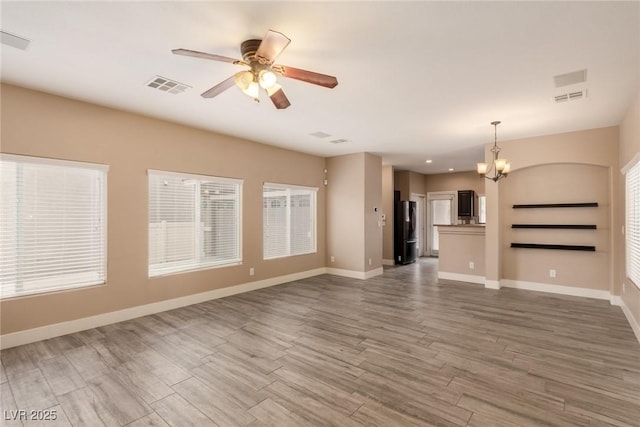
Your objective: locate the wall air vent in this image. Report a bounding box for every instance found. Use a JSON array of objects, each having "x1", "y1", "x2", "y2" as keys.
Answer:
[
  {"x1": 554, "y1": 89, "x2": 587, "y2": 103},
  {"x1": 146, "y1": 76, "x2": 190, "y2": 94},
  {"x1": 554, "y1": 69, "x2": 587, "y2": 88},
  {"x1": 329, "y1": 138, "x2": 348, "y2": 144}
]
